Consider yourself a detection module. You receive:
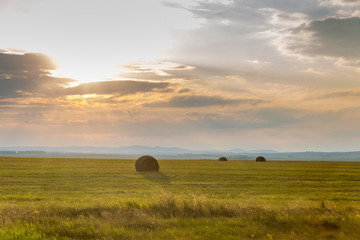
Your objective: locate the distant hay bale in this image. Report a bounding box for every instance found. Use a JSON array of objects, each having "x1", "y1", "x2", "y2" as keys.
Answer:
[
  {"x1": 256, "y1": 156, "x2": 266, "y2": 162},
  {"x1": 135, "y1": 155, "x2": 160, "y2": 172},
  {"x1": 218, "y1": 157, "x2": 228, "y2": 161}
]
